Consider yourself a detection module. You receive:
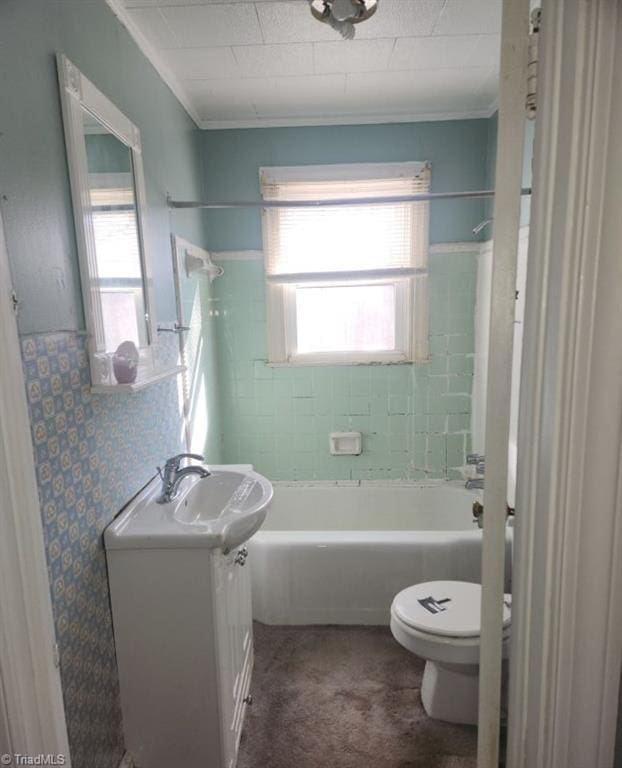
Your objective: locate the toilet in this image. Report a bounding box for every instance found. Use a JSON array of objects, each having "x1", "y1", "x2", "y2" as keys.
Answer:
[{"x1": 390, "y1": 580, "x2": 511, "y2": 726}]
